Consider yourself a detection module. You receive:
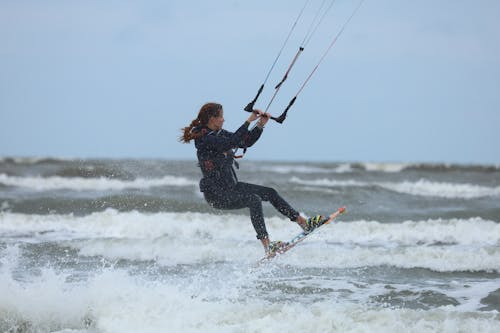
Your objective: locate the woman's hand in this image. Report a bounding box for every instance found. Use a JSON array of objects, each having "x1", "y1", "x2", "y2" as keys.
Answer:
[
  {"x1": 257, "y1": 112, "x2": 270, "y2": 127},
  {"x1": 247, "y1": 109, "x2": 263, "y2": 123}
]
